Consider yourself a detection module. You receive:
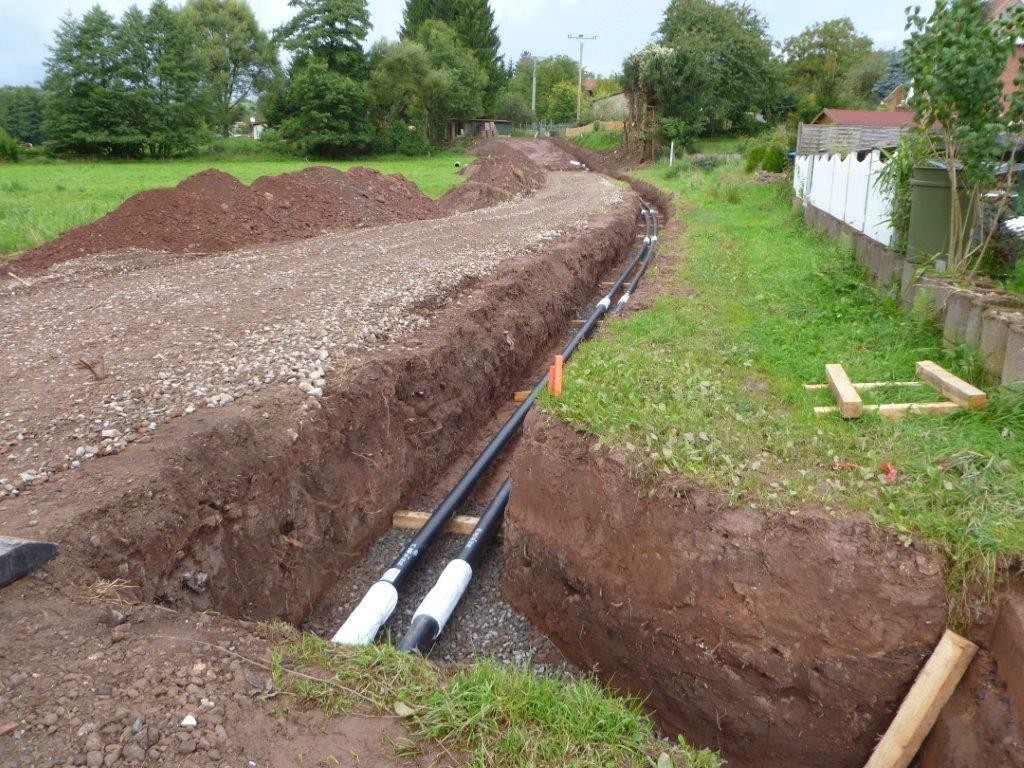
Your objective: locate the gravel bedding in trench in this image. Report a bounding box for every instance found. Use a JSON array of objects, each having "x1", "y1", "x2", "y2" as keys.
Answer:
[
  {"x1": 0, "y1": 171, "x2": 624, "y2": 501},
  {"x1": 303, "y1": 524, "x2": 576, "y2": 677}
]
